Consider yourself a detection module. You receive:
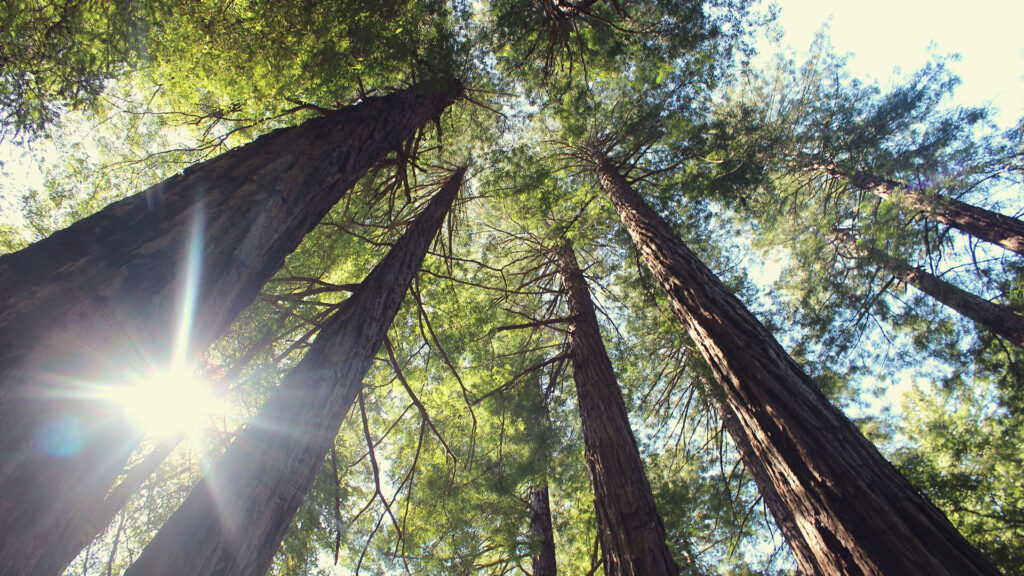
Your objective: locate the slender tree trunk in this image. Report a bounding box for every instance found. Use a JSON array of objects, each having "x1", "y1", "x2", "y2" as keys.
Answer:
[
  {"x1": 830, "y1": 164, "x2": 1024, "y2": 256},
  {"x1": 0, "y1": 81, "x2": 461, "y2": 576},
  {"x1": 54, "y1": 440, "x2": 179, "y2": 573},
  {"x1": 526, "y1": 363, "x2": 558, "y2": 576},
  {"x1": 585, "y1": 144, "x2": 1001, "y2": 576},
  {"x1": 859, "y1": 242, "x2": 1024, "y2": 348},
  {"x1": 104, "y1": 511, "x2": 129, "y2": 576},
  {"x1": 557, "y1": 241, "x2": 680, "y2": 576},
  {"x1": 122, "y1": 168, "x2": 464, "y2": 576},
  {"x1": 528, "y1": 486, "x2": 558, "y2": 576}
]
